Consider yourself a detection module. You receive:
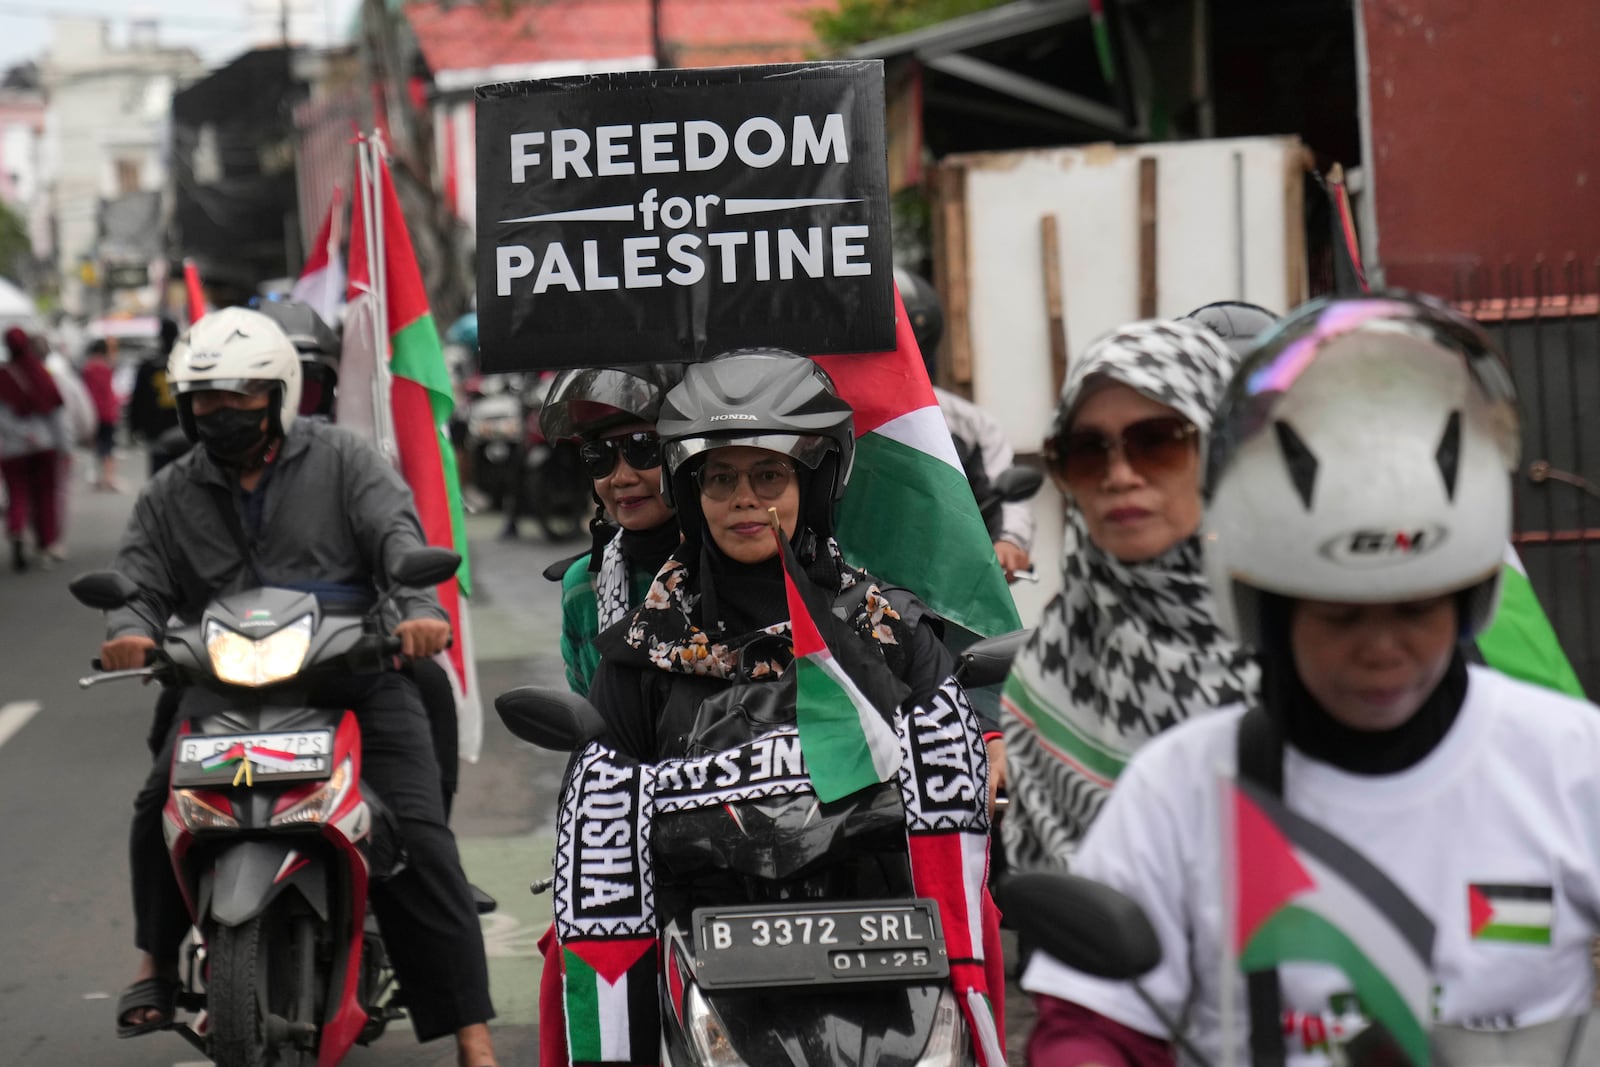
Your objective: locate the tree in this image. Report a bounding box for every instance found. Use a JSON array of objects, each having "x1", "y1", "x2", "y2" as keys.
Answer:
[{"x1": 810, "y1": 0, "x2": 1013, "y2": 52}]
